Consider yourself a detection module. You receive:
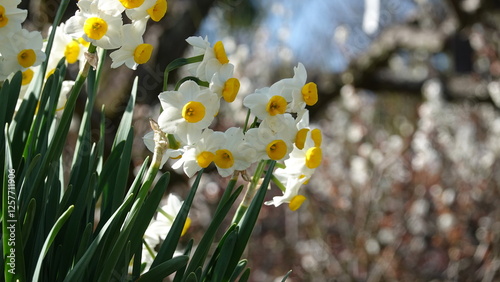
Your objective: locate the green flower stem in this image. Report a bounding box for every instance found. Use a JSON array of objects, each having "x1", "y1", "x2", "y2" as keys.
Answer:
[
  {"x1": 232, "y1": 160, "x2": 268, "y2": 224},
  {"x1": 167, "y1": 134, "x2": 179, "y2": 150},
  {"x1": 271, "y1": 174, "x2": 286, "y2": 193},
  {"x1": 174, "y1": 76, "x2": 209, "y2": 90},
  {"x1": 163, "y1": 55, "x2": 204, "y2": 92},
  {"x1": 243, "y1": 109, "x2": 251, "y2": 132},
  {"x1": 157, "y1": 207, "x2": 175, "y2": 222},
  {"x1": 142, "y1": 238, "x2": 156, "y2": 260}
]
